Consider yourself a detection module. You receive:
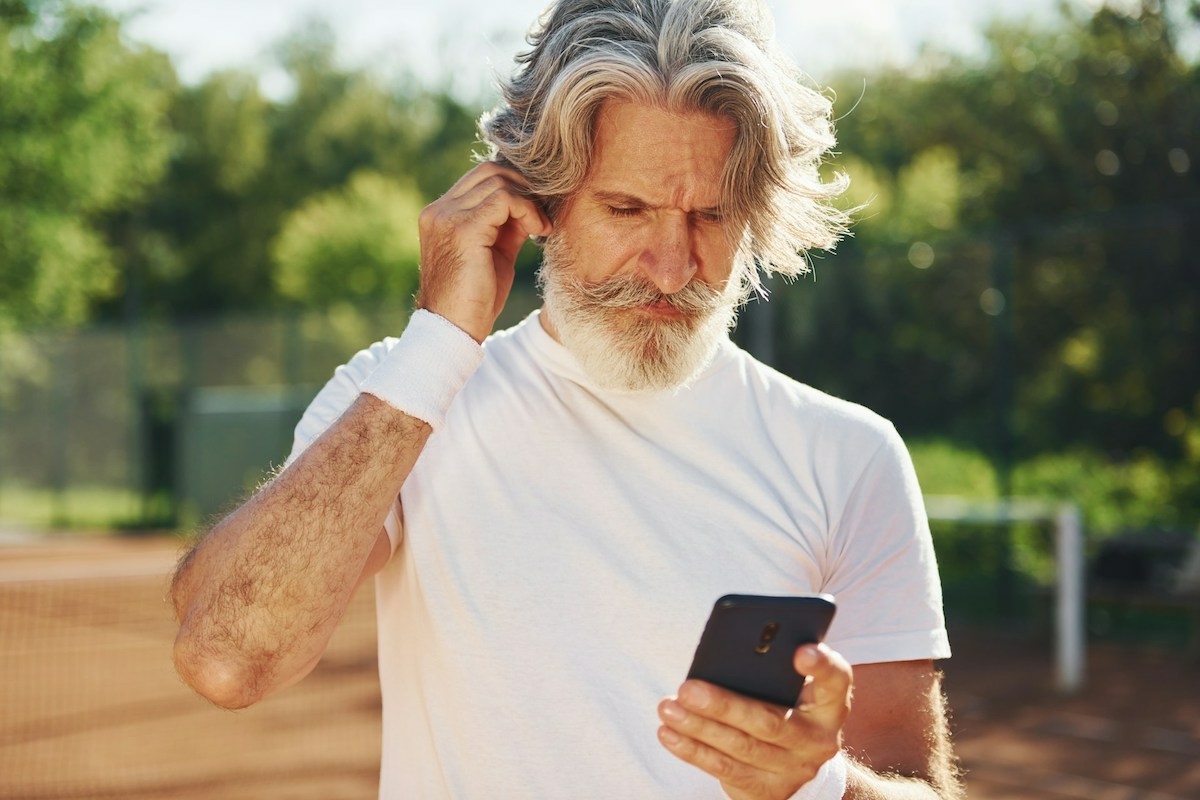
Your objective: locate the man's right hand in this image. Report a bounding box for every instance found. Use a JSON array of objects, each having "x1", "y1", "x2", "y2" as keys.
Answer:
[{"x1": 415, "y1": 162, "x2": 553, "y2": 343}]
